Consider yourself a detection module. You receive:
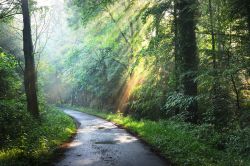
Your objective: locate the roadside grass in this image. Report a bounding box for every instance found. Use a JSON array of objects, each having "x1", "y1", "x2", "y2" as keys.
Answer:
[
  {"x1": 70, "y1": 106, "x2": 250, "y2": 166},
  {"x1": 0, "y1": 107, "x2": 76, "y2": 166}
]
